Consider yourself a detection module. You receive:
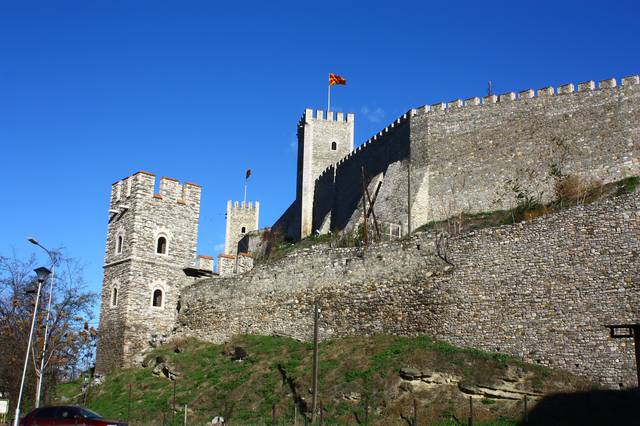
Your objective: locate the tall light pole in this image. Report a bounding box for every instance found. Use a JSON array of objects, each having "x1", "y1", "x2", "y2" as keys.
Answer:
[
  {"x1": 27, "y1": 237, "x2": 56, "y2": 409},
  {"x1": 13, "y1": 267, "x2": 51, "y2": 426}
]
